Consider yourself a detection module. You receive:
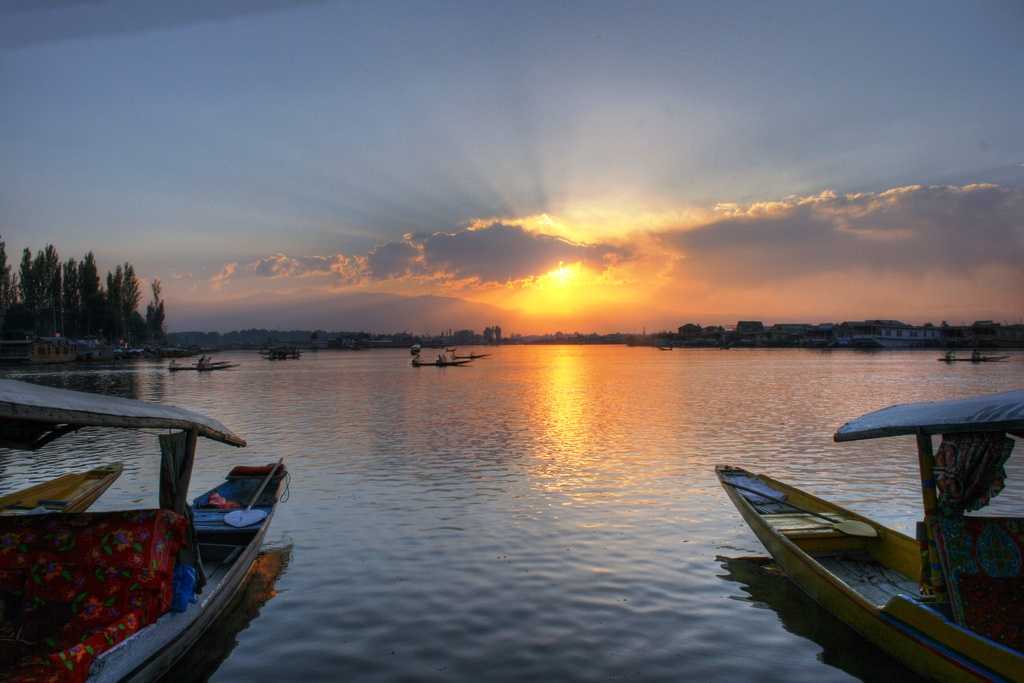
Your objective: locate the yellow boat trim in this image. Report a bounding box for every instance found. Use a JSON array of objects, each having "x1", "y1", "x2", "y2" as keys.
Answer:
[
  {"x1": 0, "y1": 463, "x2": 123, "y2": 513},
  {"x1": 716, "y1": 465, "x2": 1023, "y2": 682}
]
